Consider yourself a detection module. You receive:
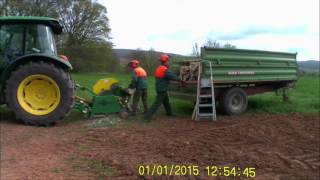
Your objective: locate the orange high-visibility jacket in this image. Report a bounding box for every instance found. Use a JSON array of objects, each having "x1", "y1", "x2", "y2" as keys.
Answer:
[
  {"x1": 129, "y1": 66, "x2": 148, "y2": 89},
  {"x1": 154, "y1": 65, "x2": 179, "y2": 92}
]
